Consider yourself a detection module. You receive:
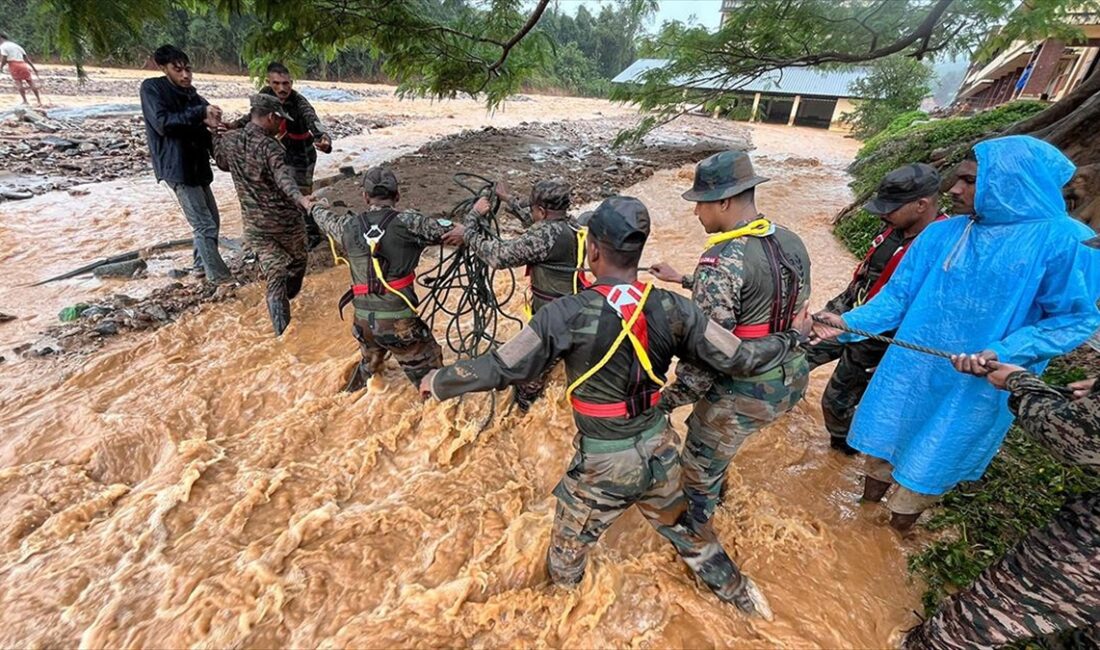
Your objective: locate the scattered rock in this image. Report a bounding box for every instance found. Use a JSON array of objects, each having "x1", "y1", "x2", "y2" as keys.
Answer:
[
  {"x1": 145, "y1": 305, "x2": 169, "y2": 321},
  {"x1": 93, "y1": 321, "x2": 119, "y2": 336},
  {"x1": 77, "y1": 142, "x2": 99, "y2": 153},
  {"x1": 80, "y1": 305, "x2": 112, "y2": 319},
  {"x1": 168, "y1": 268, "x2": 190, "y2": 279},
  {"x1": 112, "y1": 294, "x2": 137, "y2": 306},
  {"x1": 0, "y1": 190, "x2": 33, "y2": 201},
  {"x1": 93, "y1": 258, "x2": 148, "y2": 278},
  {"x1": 31, "y1": 337, "x2": 61, "y2": 356},
  {"x1": 40, "y1": 136, "x2": 77, "y2": 150},
  {"x1": 0, "y1": 312, "x2": 15, "y2": 323},
  {"x1": 12, "y1": 342, "x2": 31, "y2": 355}
]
